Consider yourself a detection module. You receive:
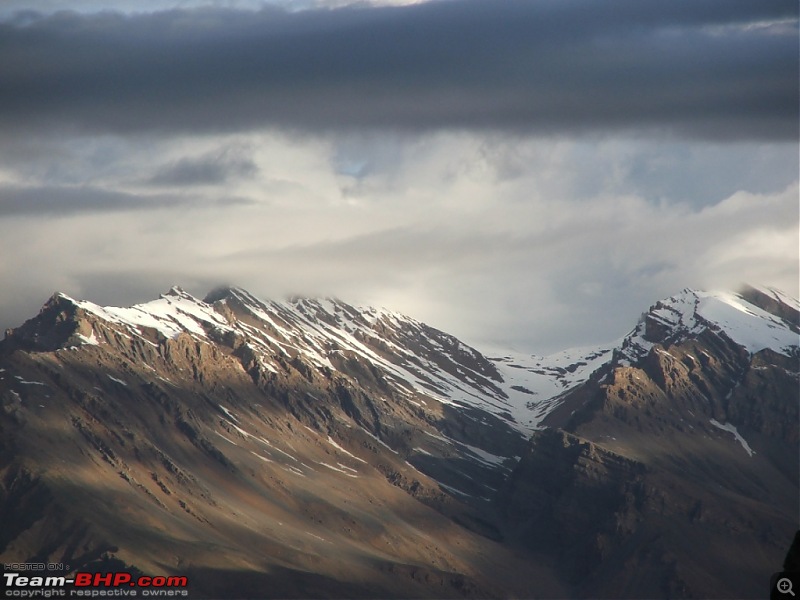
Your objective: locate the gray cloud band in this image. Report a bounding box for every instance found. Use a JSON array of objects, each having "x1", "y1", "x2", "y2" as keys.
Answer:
[
  {"x1": 0, "y1": 184, "x2": 250, "y2": 216},
  {"x1": 0, "y1": 0, "x2": 796, "y2": 139}
]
